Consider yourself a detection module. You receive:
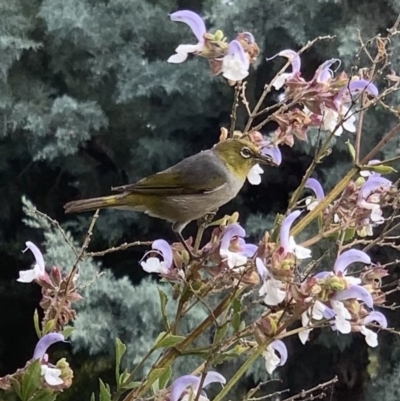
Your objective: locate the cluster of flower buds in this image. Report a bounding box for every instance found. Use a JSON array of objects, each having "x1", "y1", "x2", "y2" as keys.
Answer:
[
  {"x1": 18, "y1": 242, "x2": 83, "y2": 331},
  {"x1": 168, "y1": 10, "x2": 259, "y2": 84},
  {"x1": 304, "y1": 168, "x2": 395, "y2": 237}
]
